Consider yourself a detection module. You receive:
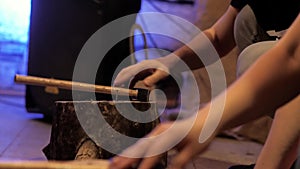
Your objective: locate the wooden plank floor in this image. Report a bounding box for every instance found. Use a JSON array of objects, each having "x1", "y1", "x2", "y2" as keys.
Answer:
[{"x1": 0, "y1": 94, "x2": 51, "y2": 160}]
